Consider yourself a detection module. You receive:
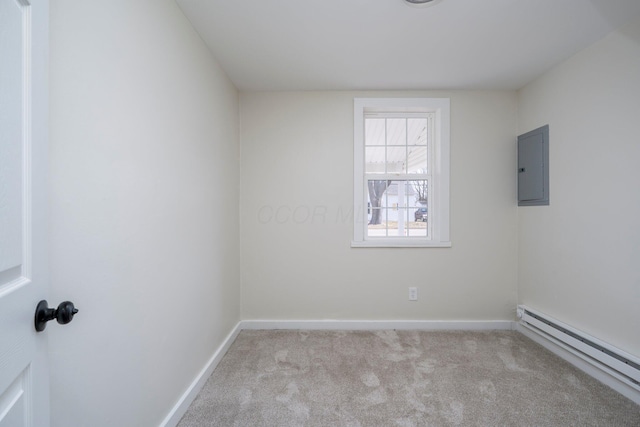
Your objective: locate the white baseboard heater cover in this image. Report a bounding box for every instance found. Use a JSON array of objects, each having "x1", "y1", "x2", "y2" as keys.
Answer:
[{"x1": 517, "y1": 305, "x2": 640, "y2": 388}]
